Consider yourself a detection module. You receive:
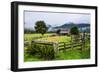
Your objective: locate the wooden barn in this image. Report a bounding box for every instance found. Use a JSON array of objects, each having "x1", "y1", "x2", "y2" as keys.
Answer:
[{"x1": 56, "y1": 29, "x2": 70, "y2": 35}]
